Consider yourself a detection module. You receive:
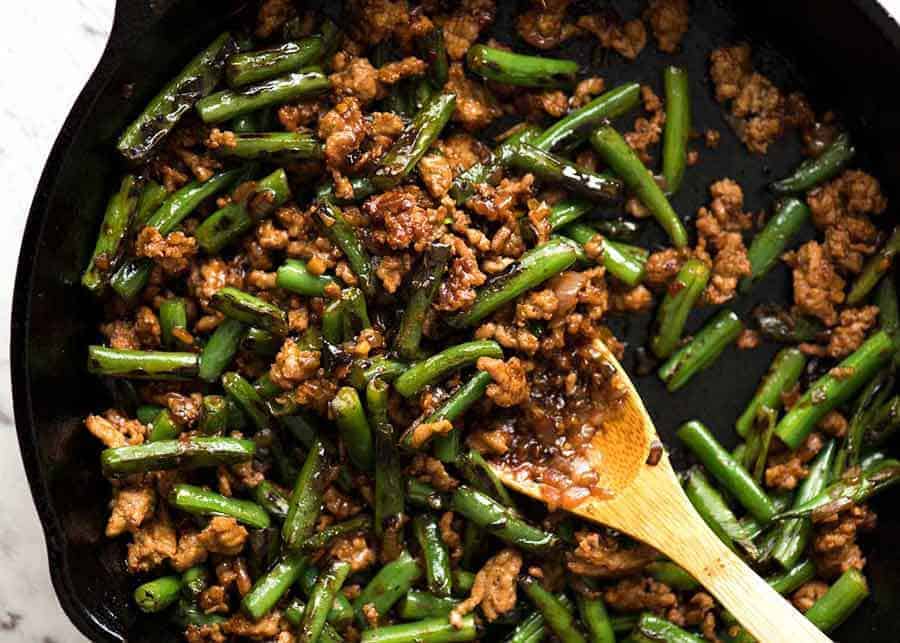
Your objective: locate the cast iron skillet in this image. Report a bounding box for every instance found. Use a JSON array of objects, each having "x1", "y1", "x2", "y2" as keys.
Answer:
[{"x1": 11, "y1": 0, "x2": 900, "y2": 640}]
